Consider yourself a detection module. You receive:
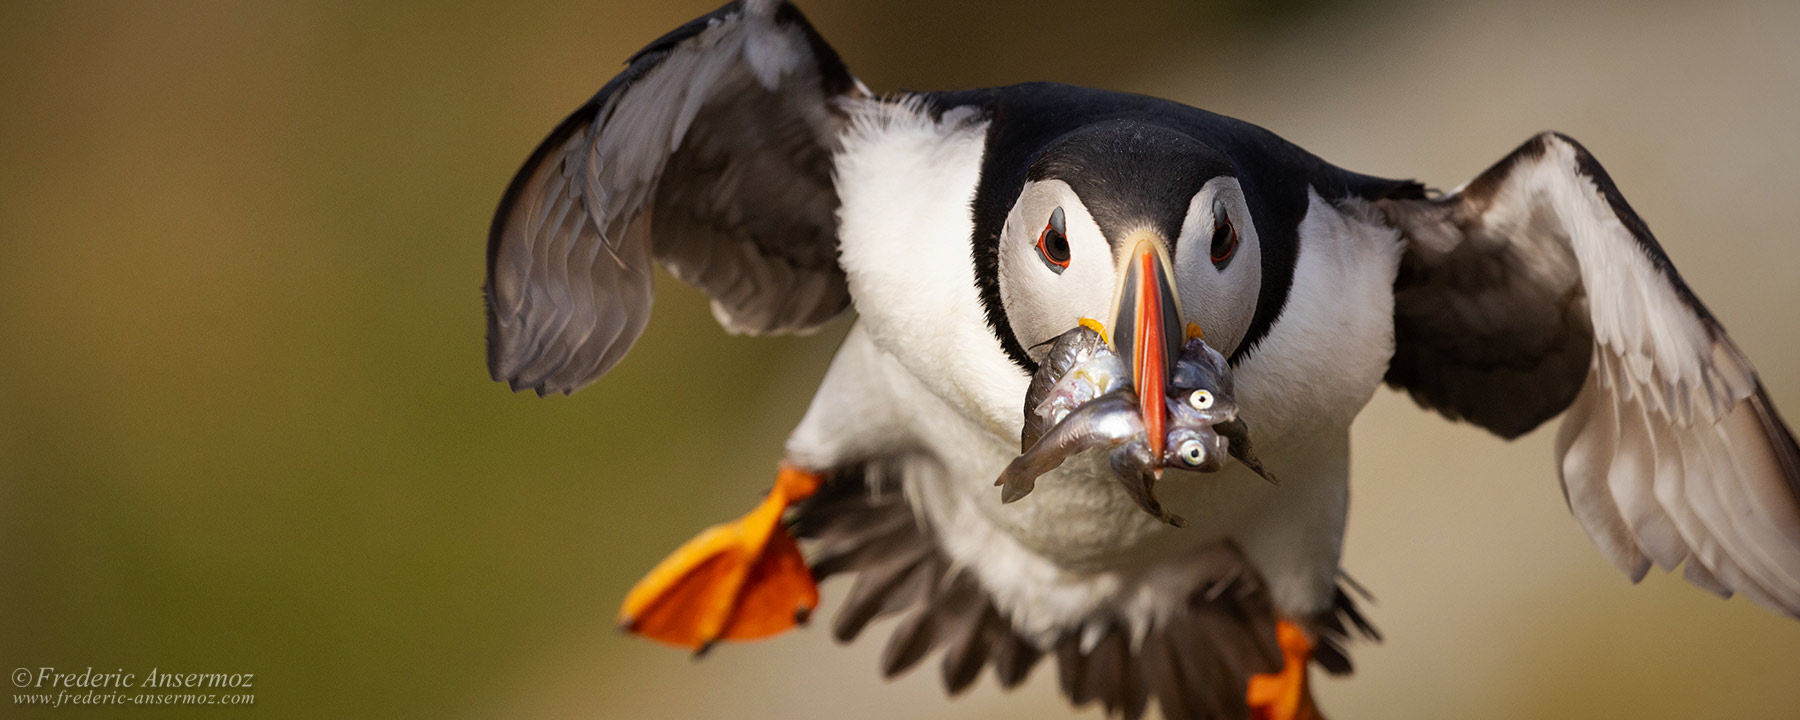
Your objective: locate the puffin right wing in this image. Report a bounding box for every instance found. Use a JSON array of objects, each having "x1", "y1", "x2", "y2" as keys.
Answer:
[
  {"x1": 1375, "y1": 132, "x2": 1800, "y2": 616},
  {"x1": 485, "y1": 0, "x2": 864, "y2": 395}
]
